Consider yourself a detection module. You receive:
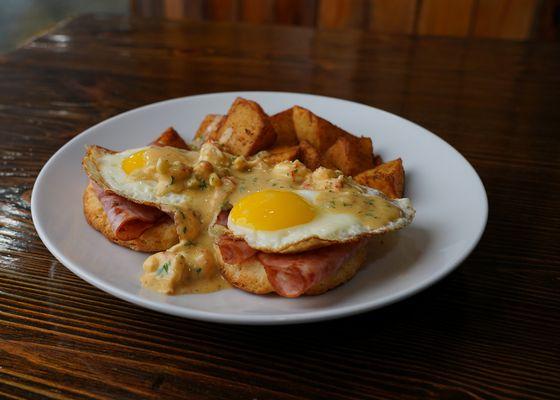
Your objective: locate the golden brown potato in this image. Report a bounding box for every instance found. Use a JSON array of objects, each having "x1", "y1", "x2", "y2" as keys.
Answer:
[
  {"x1": 195, "y1": 114, "x2": 224, "y2": 141},
  {"x1": 353, "y1": 158, "x2": 405, "y2": 199},
  {"x1": 324, "y1": 135, "x2": 375, "y2": 176},
  {"x1": 292, "y1": 105, "x2": 346, "y2": 152},
  {"x1": 215, "y1": 98, "x2": 277, "y2": 156},
  {"x1": 270, "y1": 108, "x2": 298, "y2": 146},
  {"x1": 298, "y1": 140, "x2": 323, "y2": 170},
  {"x1": 151, "y1": 127, "x2": 190, "y2": 150},
  {"x1": 262, "y1": 145, "x2": 300, "y2": 165}
]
